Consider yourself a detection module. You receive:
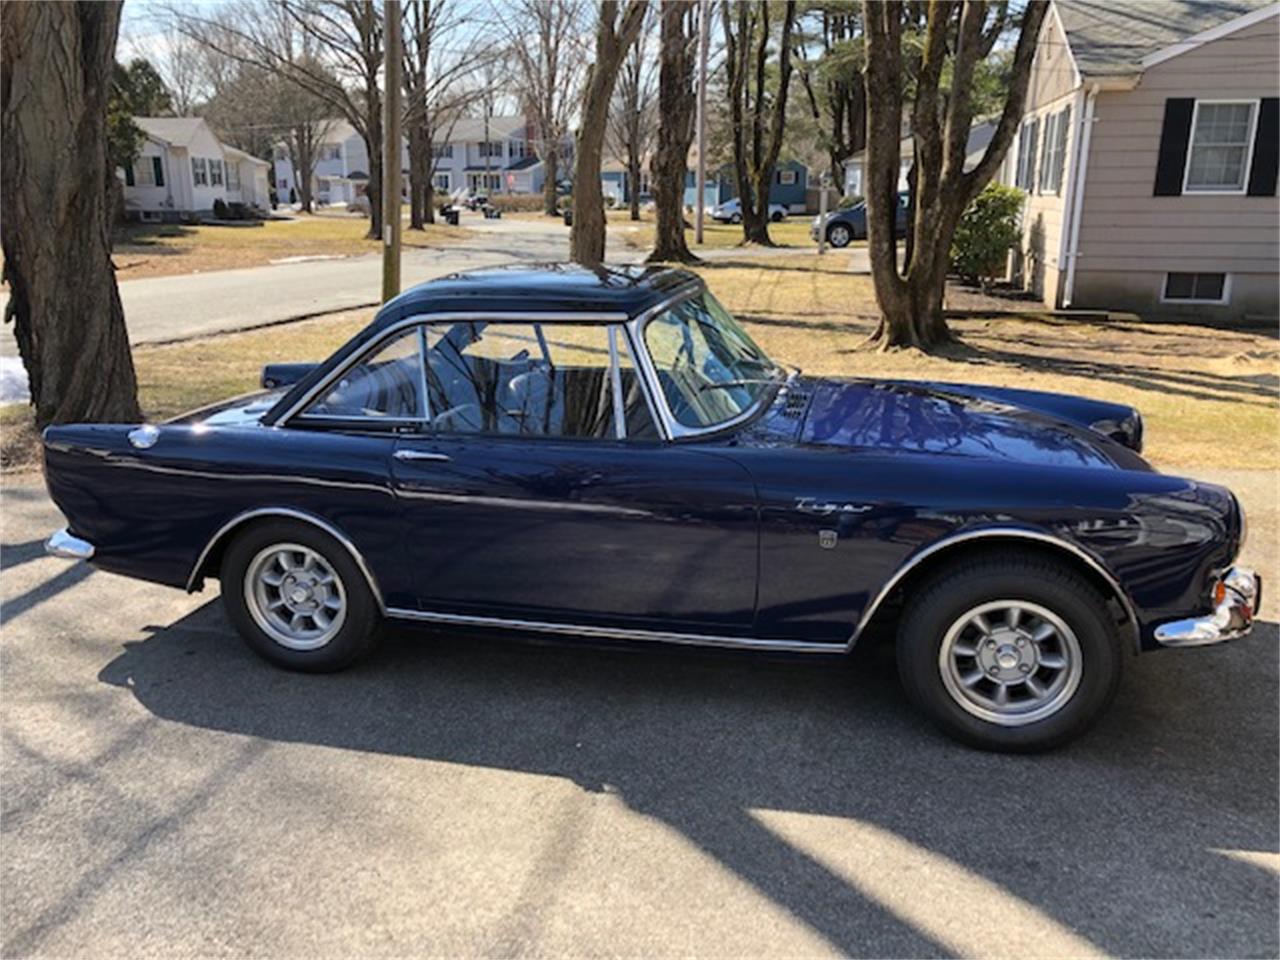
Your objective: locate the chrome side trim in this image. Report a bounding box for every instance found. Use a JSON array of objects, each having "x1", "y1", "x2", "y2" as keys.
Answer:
[
  {"x1": 385, "y1": 607, "x2": 843, "y2": 654},
  {"x1": 46, "y1": 528, "x2": 95, "y2": 561},
  {"x1": 185, "y1": 507, "x2": 386, "y2": 611},
  {"x1": 847, "y1": 527, "x2": 1142, "y2": 651},
  {"x1": 272, "y1": 310, "x2": 633, "y2": 425}
]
